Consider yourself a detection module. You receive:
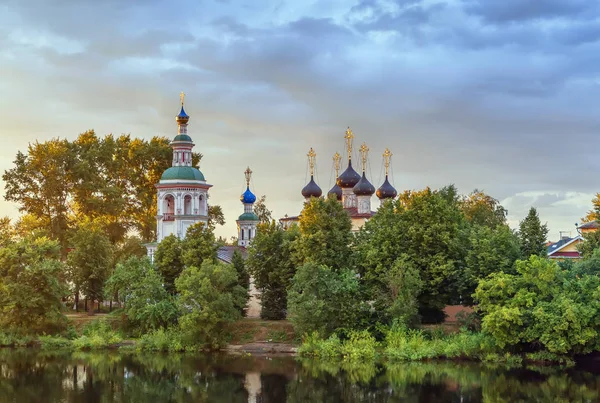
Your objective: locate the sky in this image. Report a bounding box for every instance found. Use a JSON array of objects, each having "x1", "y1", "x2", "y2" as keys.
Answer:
[{"x1": 0, "y1": 0, "x2": 599, "y2": 241}]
